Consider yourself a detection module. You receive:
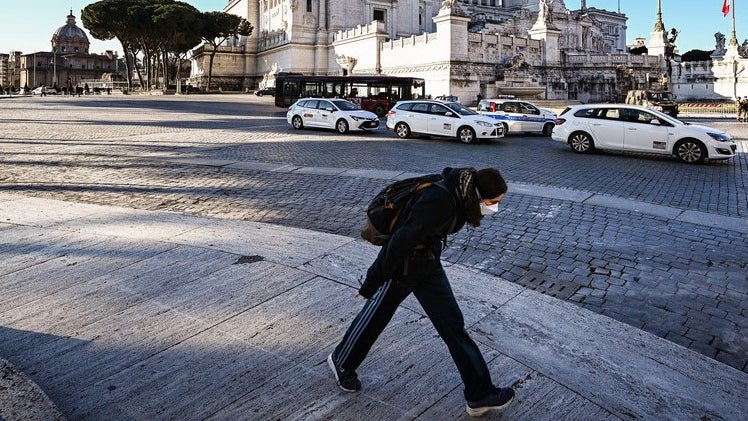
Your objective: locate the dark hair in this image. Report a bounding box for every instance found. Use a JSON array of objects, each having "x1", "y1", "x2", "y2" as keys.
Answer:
[{"x1": 476, "y1": 168, "x2": 507, "y2": 199}]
